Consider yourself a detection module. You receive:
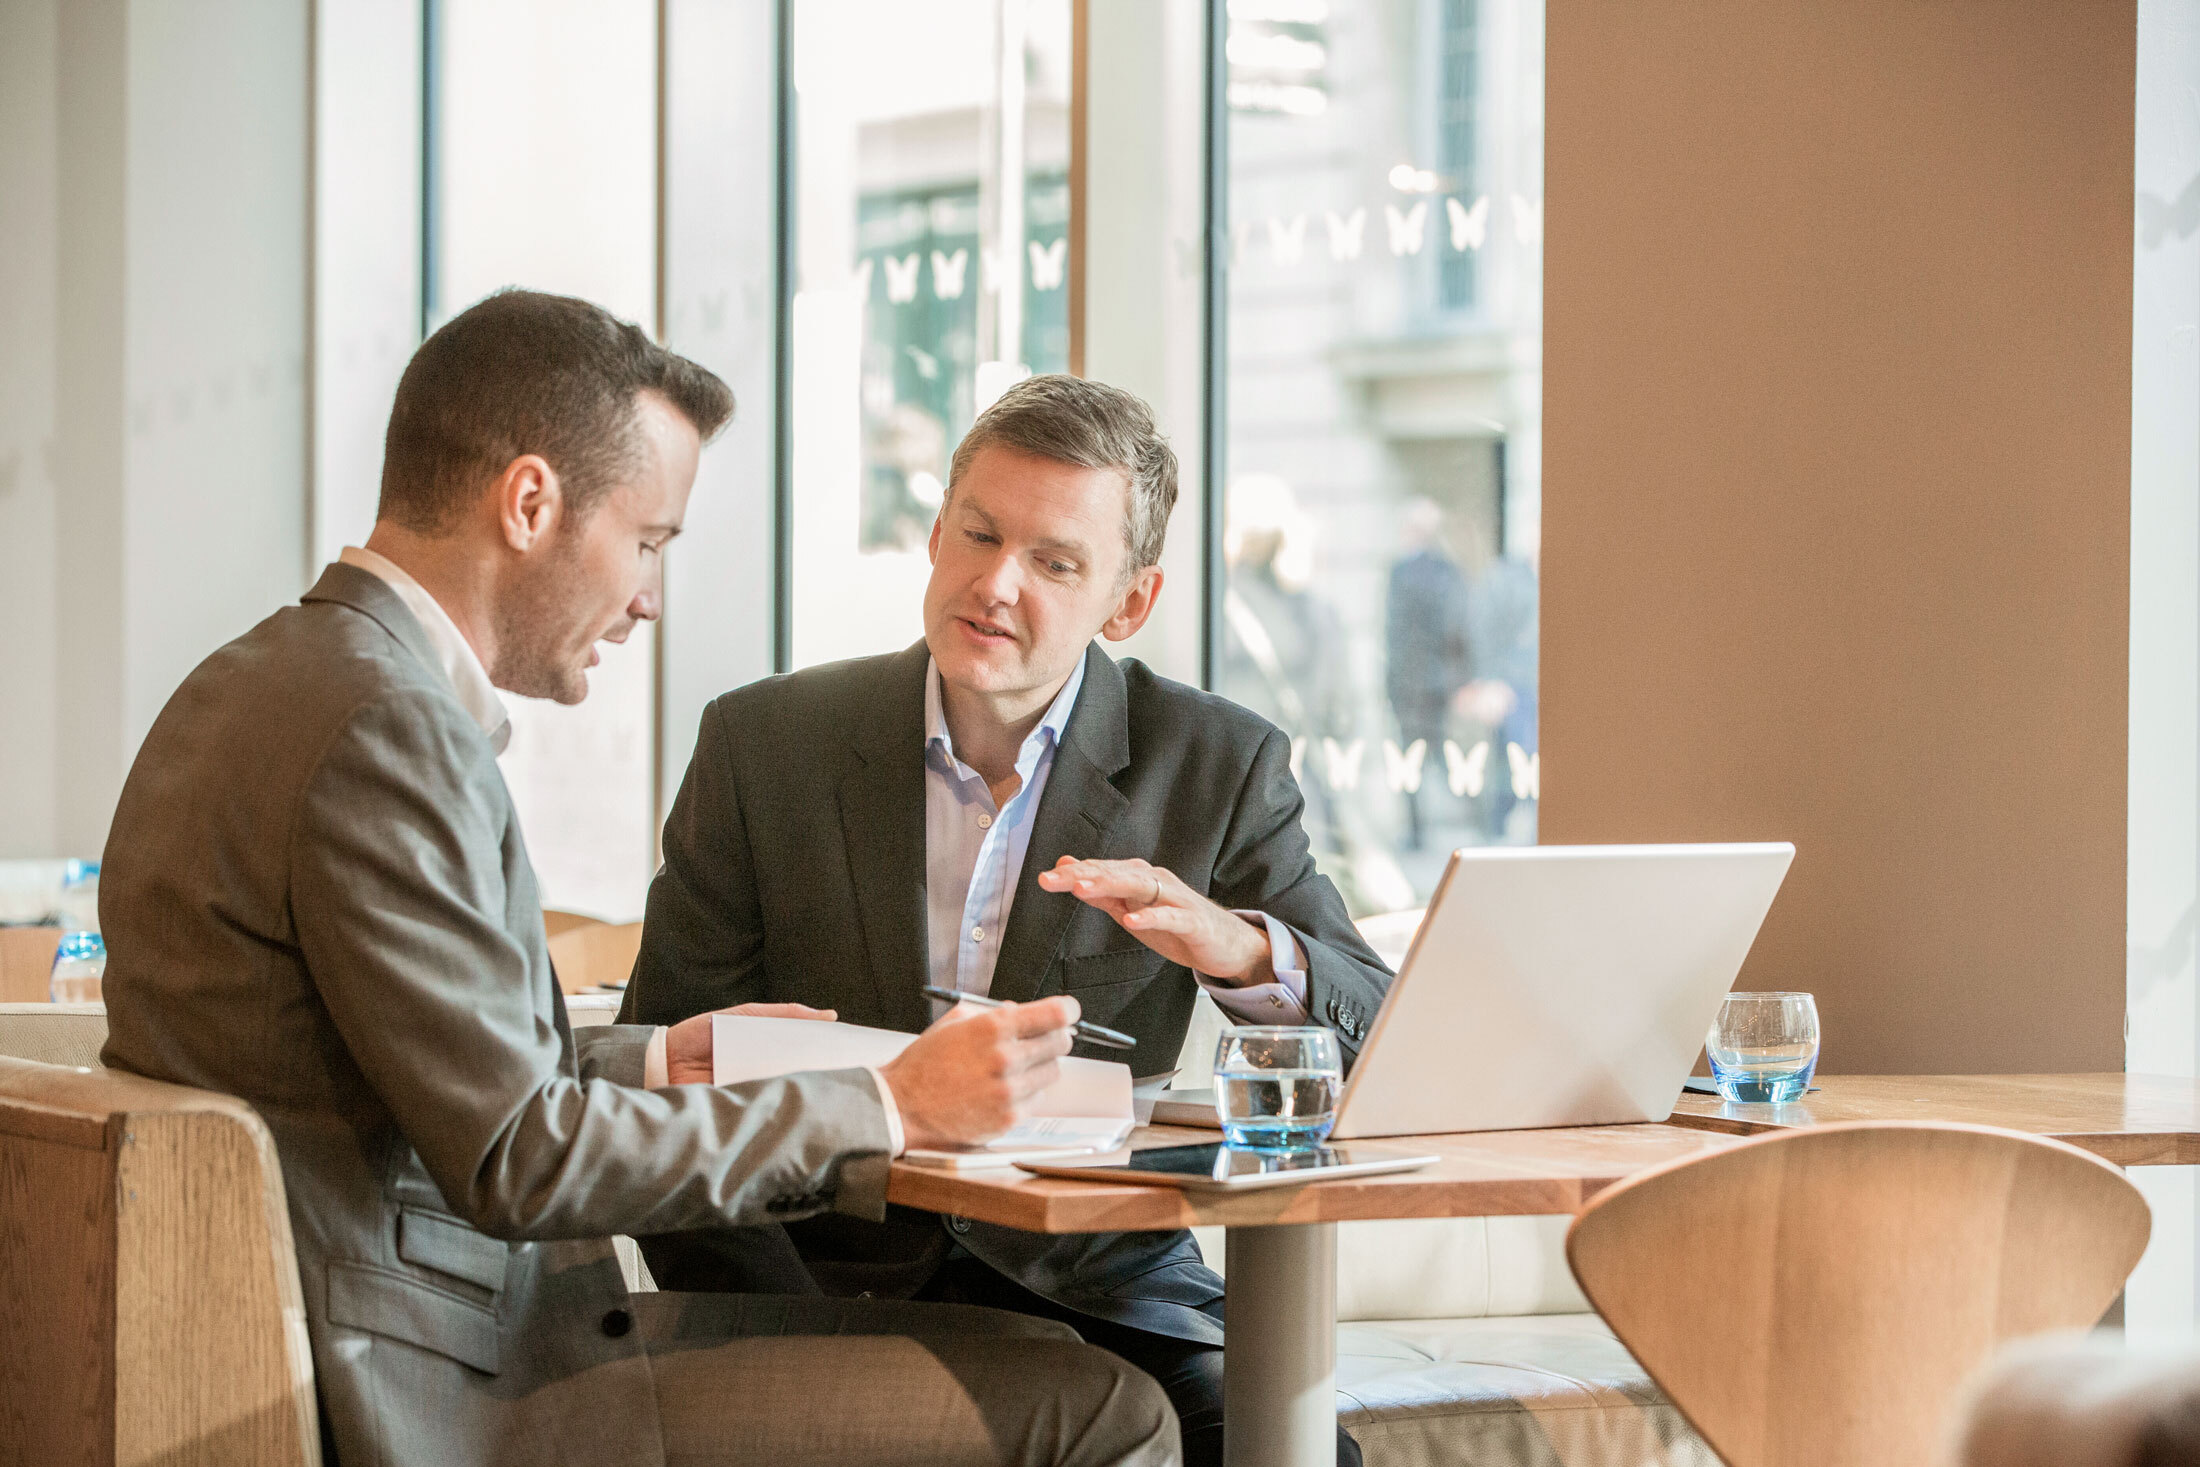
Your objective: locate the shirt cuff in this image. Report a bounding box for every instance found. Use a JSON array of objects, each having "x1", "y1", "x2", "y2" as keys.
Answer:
[
  {"x1": 643, "y1": 1025, "x2": 670, "y2": 1088},
  {"x1": 867, "y1": 1067, "x2": 907, "y2": 1157},
  {"x1": 1198, "y1": 911, "x2": 1312, "y2": 1024}
]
